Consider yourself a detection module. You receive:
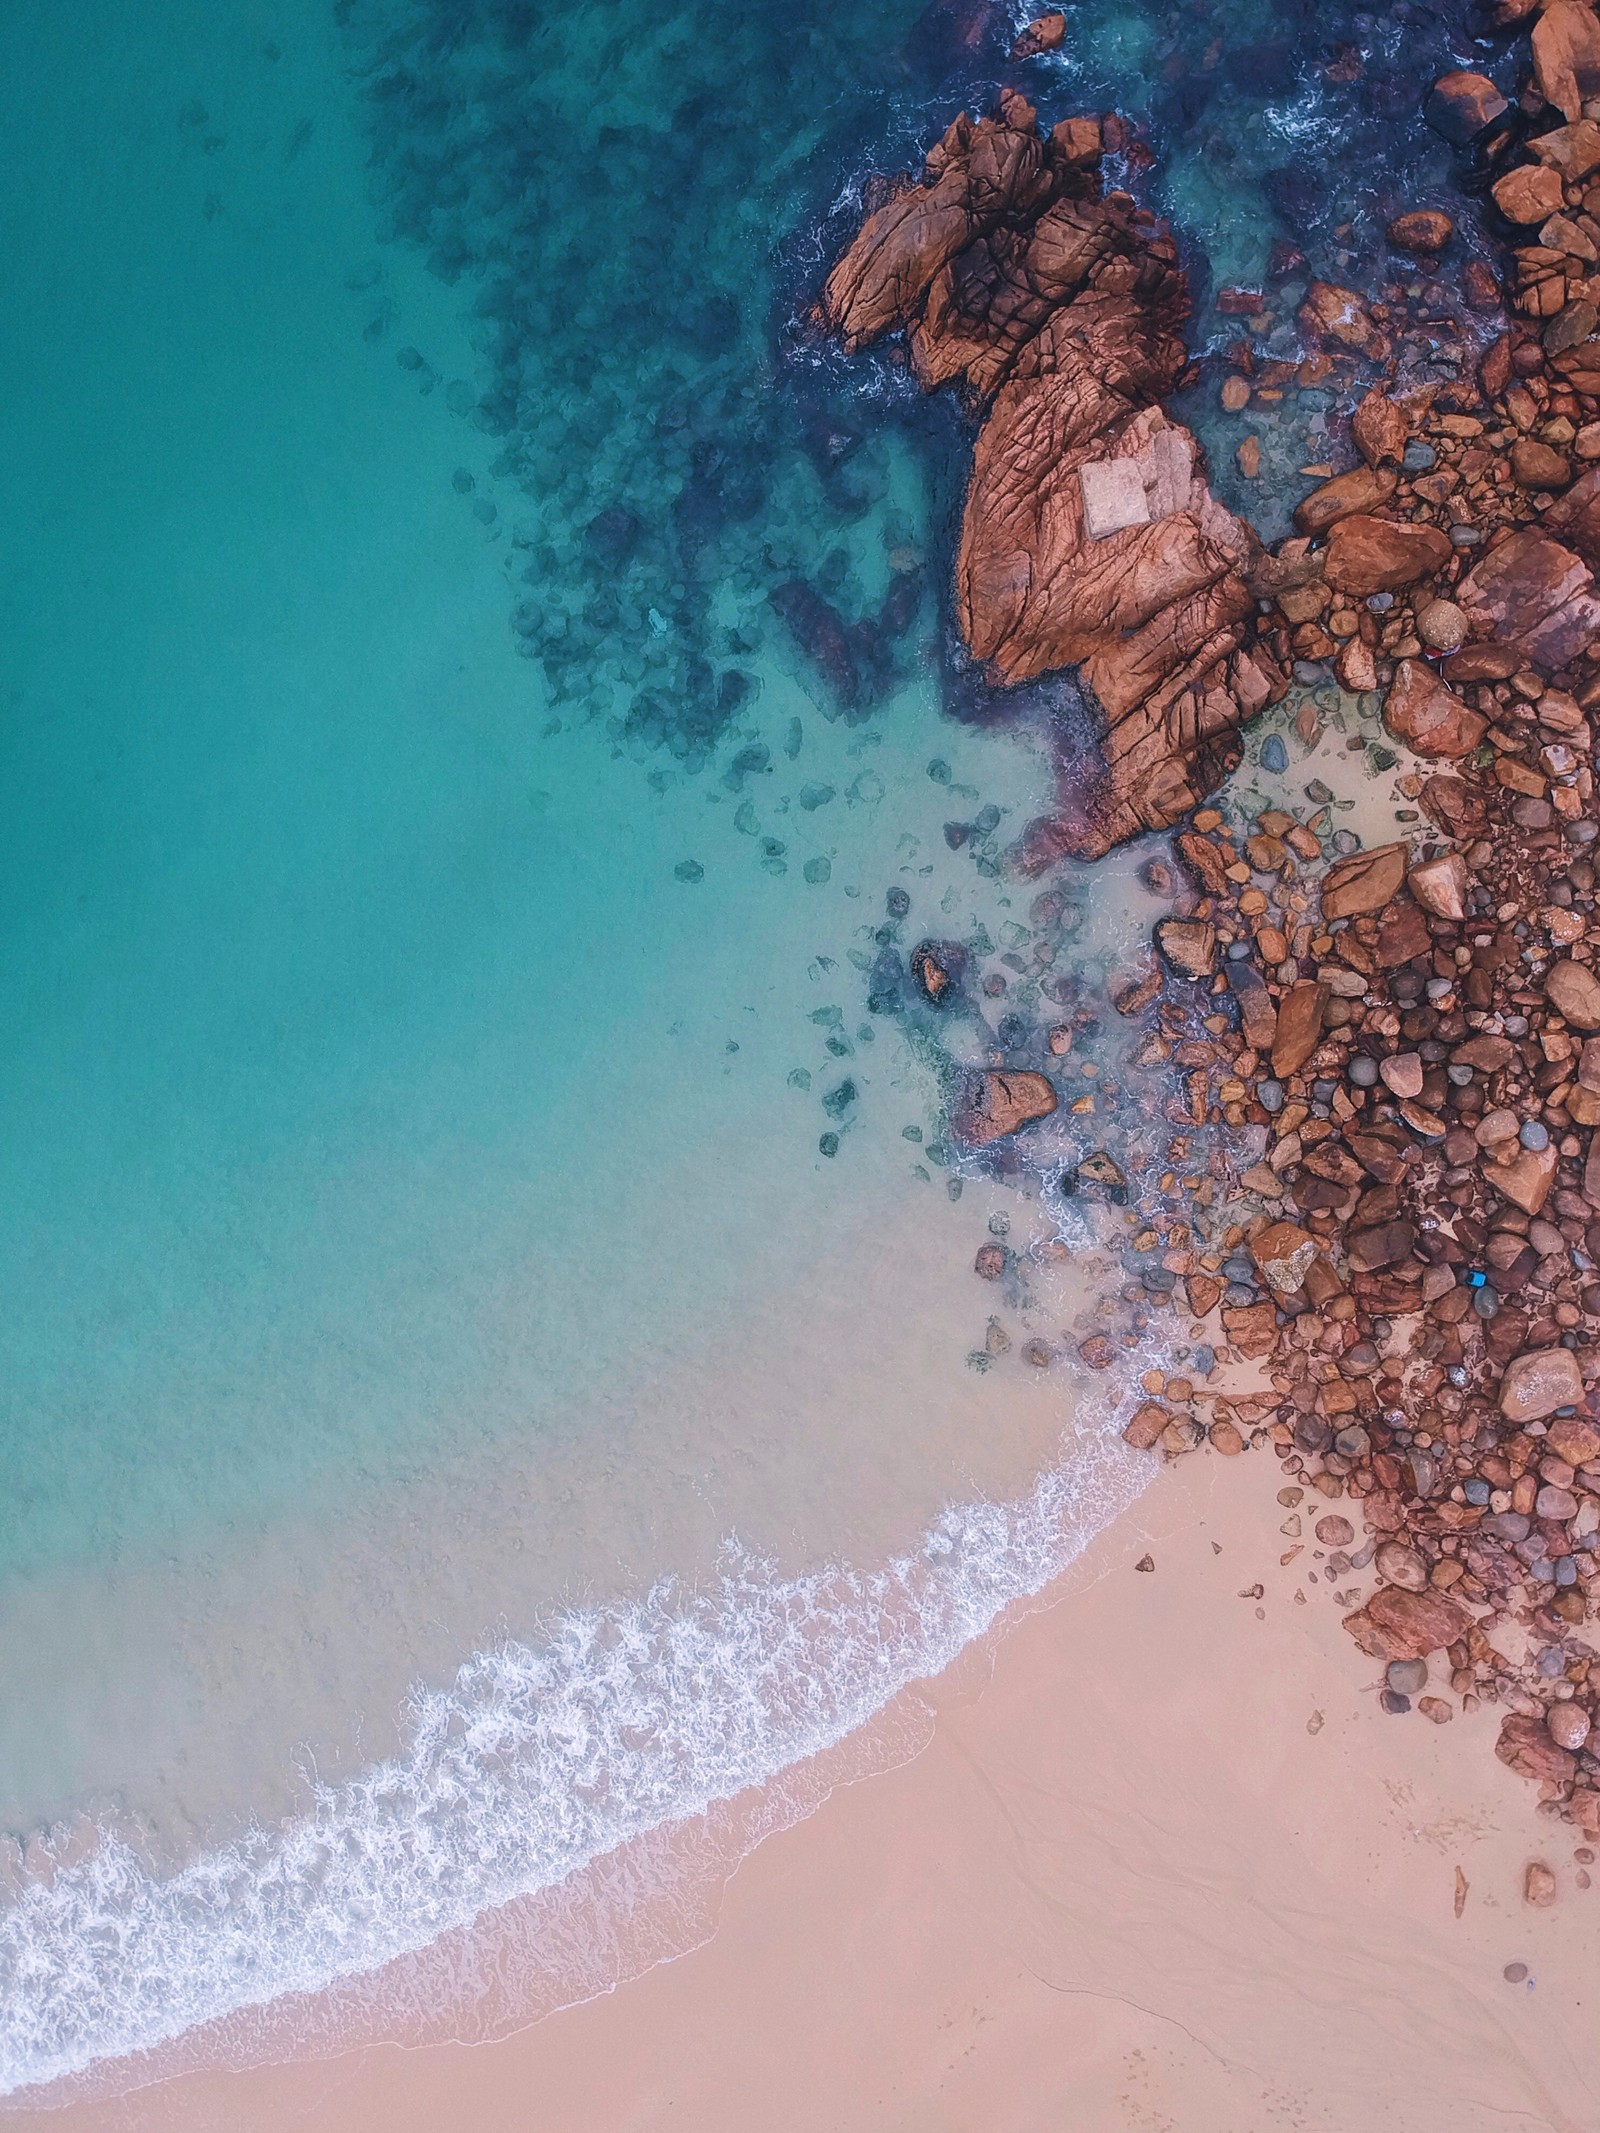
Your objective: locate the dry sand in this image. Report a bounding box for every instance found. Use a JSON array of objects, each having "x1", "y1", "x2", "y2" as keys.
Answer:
[{"x1": 34, "y1": 1446, "x2": 1600, "y2": 2133}]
